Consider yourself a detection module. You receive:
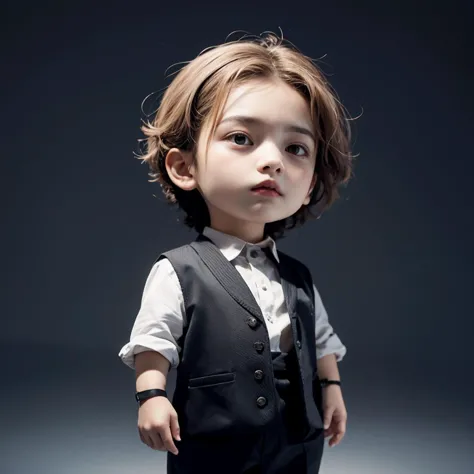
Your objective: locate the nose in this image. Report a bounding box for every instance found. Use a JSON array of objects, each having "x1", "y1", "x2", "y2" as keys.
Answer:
[{"x1": 256, "y1": 145, "x2": 284, "y2": 175}]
